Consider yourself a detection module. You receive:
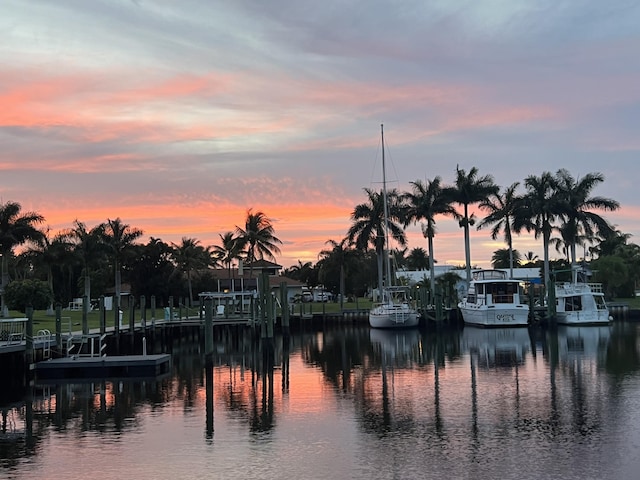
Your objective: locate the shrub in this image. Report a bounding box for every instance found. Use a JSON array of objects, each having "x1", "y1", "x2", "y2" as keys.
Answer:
[{"x1": 4, "y1": 279, "x2": 53, "y2": 312}]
